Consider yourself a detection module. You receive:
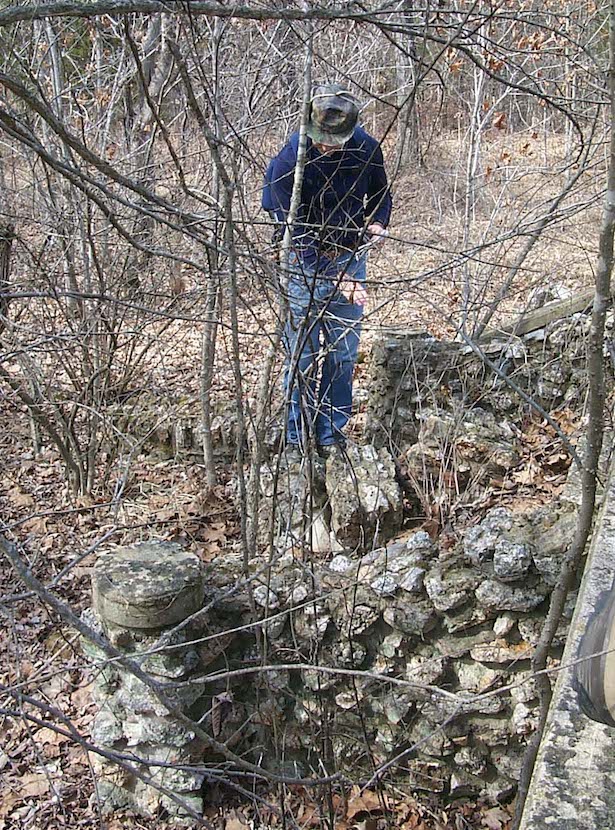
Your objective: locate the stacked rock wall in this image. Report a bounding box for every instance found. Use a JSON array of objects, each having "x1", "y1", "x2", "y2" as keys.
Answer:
[
  {"x1": 84, "y1": 315, "x2": 612, "y2": 817},
  {"x1": 222, "y1": 492, "x2": 578, "y2": 799},
  {"x1": 364, "y1": 317, "x2": 605, "y2": 457}
]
